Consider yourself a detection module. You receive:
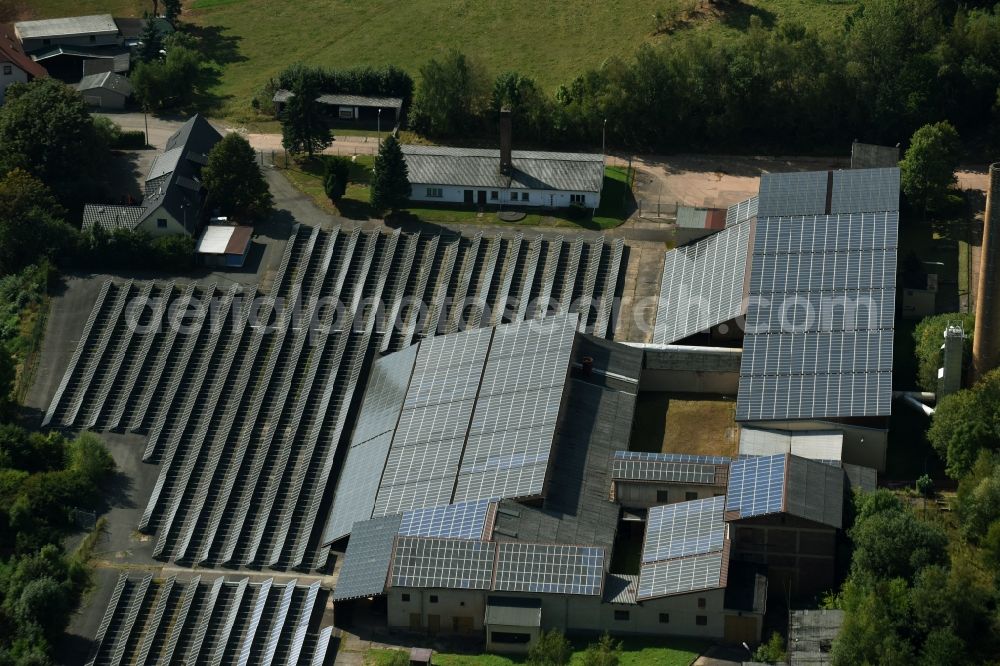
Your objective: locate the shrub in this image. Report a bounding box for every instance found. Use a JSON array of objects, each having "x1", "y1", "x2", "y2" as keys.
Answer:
[
  {"x1": 566, "y1": 202, "x2": 588, "y2": 220},
  {"x1": 753, "y1": 631, "x2": 786, "y2": 663},
  {"x1": 916, "y1": 474, "x2": 934, "y2": 497},
  {"x1": 114, "y1": 131, "x2": 148, "y2": 150},
  {"x1": 527, "y1": 629, "x2": 571, "y2": 665}
]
